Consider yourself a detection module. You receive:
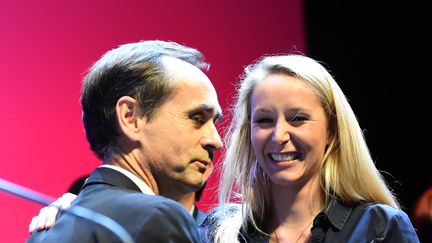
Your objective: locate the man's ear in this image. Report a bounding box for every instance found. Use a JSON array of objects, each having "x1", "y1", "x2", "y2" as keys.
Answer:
[{"x1": 116, "y1": 96, "x2": 143, "y2": 141}]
